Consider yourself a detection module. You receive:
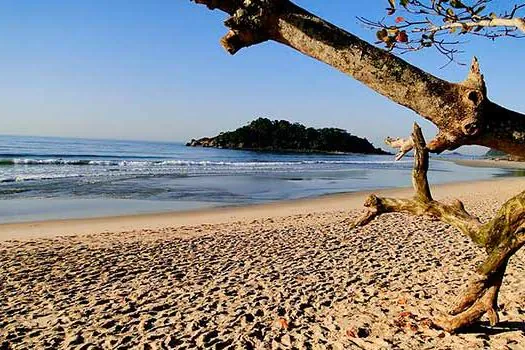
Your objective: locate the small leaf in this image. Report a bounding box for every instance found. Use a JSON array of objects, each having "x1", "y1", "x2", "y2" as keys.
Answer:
[
  {"x1": 276, "y1": 318, "x2": 289, "y2": 329},
  {"x1": 387, "y1": 28, "x2": 399, "y2": 35},
  {"x1": 346, "y1": 328, "x2": 357, "y2": 338},
  {"x1": 376, "y1": 29, "x2": 388, "y2": 41},
  {"x1": 396, "y1": 31, "x2": 408, "y2": 43},
  {"x1": 420, "y1": 318, "x2": 434, "y2": 328},
  {"x1": 450, "y1": 0, "x2": 465, "y2": 9},
  {"x1": 385, "y1": 36, "x2": 396, "y2": 49},
  {"x1": 395, "y1": 16, "x2": 405, "y2": 23}
]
